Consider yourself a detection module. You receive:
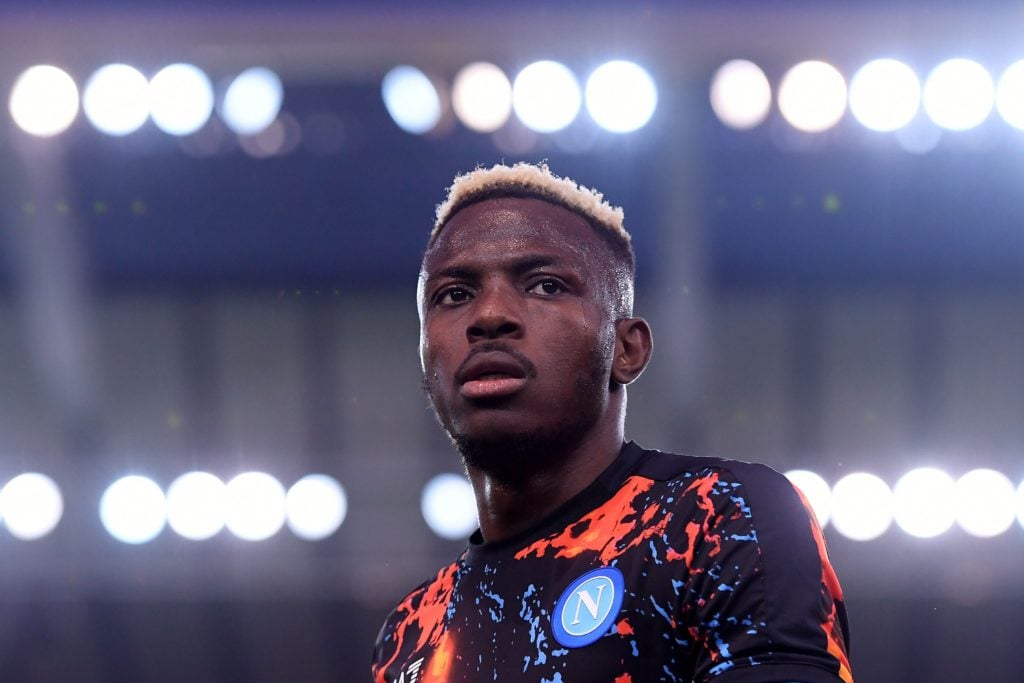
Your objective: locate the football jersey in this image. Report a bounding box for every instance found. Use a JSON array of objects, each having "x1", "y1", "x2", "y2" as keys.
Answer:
[{"x1": 372, "y1": 442, "x2": 853, "y2": 682}]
